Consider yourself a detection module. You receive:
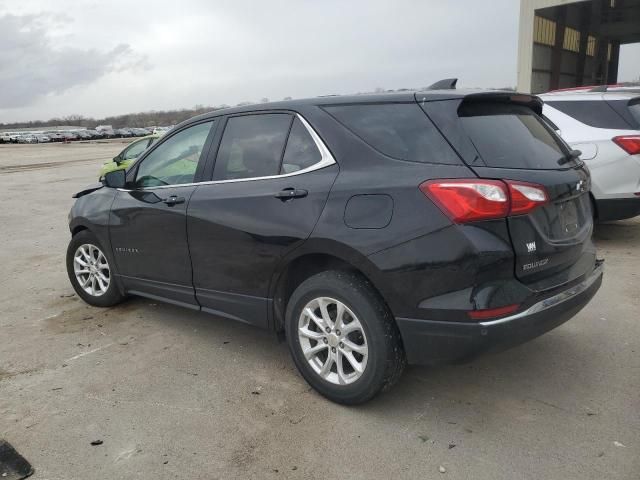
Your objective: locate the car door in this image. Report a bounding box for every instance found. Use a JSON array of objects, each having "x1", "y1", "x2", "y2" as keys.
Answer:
[
  {"x1": 109, "y1": 120, "x2": 216, "y2": 308},
  {"x1": 187, "y1": 112, "x2": 339, "y2": 327}
]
